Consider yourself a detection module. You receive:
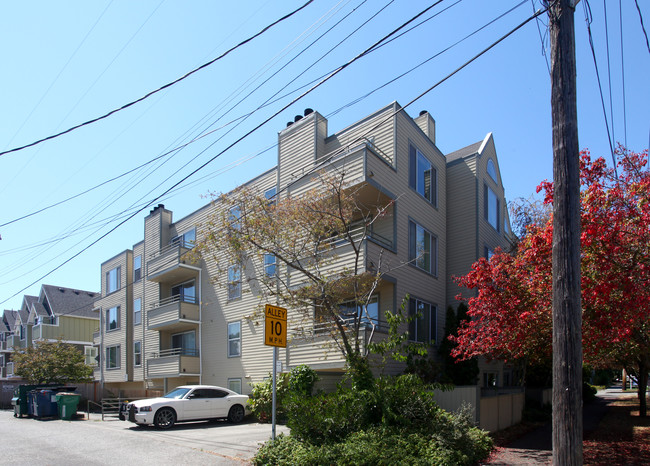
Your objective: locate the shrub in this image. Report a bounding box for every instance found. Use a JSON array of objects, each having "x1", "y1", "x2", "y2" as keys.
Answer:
[
  {"x1": 247, "y1": 372, "x2": 289, "y2": 422},
  {"x1": 261, "y1": 374, "x2": 493, "y2": 465},
  {"x1": 288, "y1": 364, "x2": 319, "y2": 396}
]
